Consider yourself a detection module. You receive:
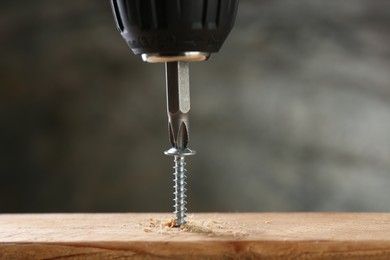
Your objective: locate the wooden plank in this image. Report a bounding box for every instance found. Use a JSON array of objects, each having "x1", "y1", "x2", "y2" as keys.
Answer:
[{"x1": 1, "y1": 213, "x2": 390, "y2": 259}]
